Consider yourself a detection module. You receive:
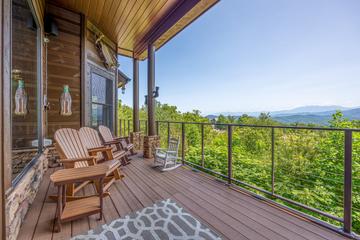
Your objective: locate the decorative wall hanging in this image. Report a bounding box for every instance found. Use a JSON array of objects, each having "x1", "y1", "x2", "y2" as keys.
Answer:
[
  {"x1": 95, "y1": 34, "x2": 119, "y2": 71},
  {"x1": 59, "y1": 85, "x2": 72, "y2": 116},
  {"x1": 13, "y1": 70, "x2": 28, "y2": 116}
]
